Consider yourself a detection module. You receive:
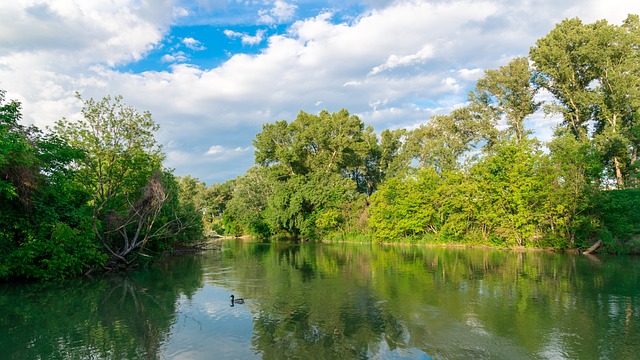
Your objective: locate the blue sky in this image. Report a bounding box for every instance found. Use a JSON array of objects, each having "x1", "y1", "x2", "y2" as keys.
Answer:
[{"x1": 1, "y1": 0, "x2": 638, "y2": 184}]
